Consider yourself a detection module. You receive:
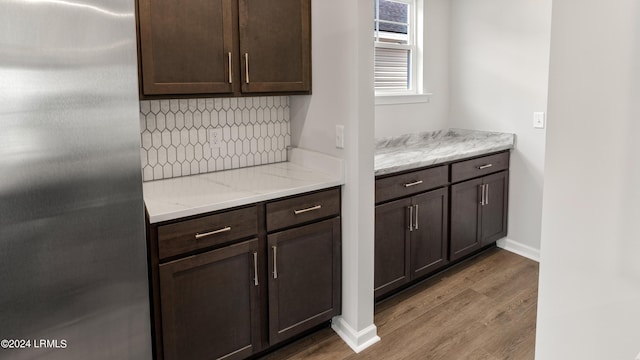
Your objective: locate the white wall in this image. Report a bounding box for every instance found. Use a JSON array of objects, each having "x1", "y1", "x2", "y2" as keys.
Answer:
[
  {"x1": 374, "y1": 0, "x2": 450, "y2": 138},
  {"x1": 290, "y1": 0, "x2": 379, "y2": 351},
  {"x1": 448, "y1": 0, "x2": 552, "y2": 256},
  {"x1": 535, "y1": 0, "x2": 640, "y2": 358}
]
